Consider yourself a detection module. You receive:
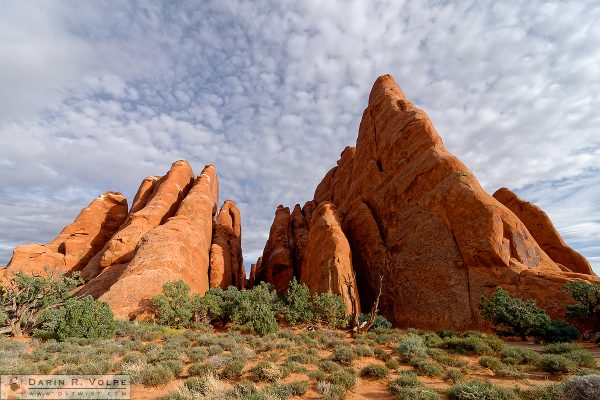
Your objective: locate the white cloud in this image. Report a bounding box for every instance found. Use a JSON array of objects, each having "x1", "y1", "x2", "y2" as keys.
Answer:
[{"x1": 0, "y1": 0, "x2": 598, "y2": 274}]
